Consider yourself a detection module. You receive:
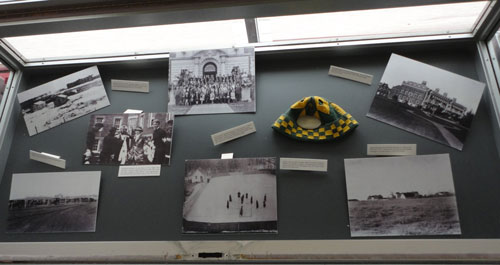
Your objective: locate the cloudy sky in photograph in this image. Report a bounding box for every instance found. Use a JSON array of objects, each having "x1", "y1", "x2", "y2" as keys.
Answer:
[
  {"x1": 344, "y1": 154, "x2": 456, "y2": 200},
  {"x1": 9, "y1": 171, "x2": 101, "y2": 200},
  {"x1": 17, "y1": 66, "x2": 101, "y2": 103}
]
